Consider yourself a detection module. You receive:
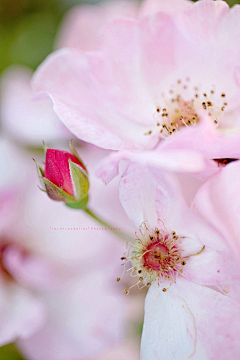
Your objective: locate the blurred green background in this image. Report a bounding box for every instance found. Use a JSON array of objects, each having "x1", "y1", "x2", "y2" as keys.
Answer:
[{"x1": 0, "y1": 0, "x2": 239, "y2": 358}]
